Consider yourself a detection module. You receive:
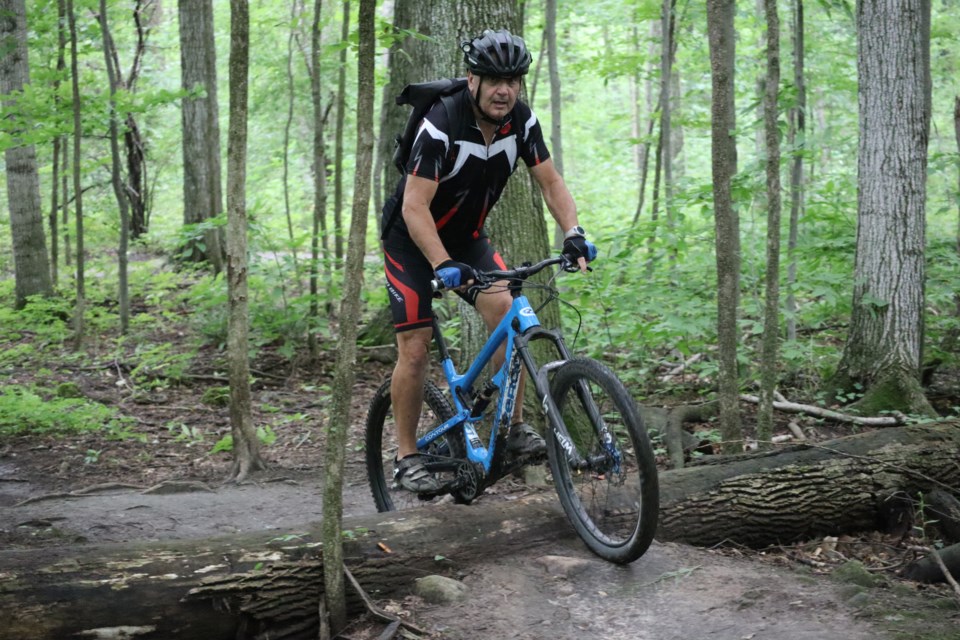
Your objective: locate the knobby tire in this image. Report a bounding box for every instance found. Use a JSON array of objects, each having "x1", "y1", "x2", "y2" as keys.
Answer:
[{"x1": 545, "y1": 358, "x2": 659, "y2": 564}]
